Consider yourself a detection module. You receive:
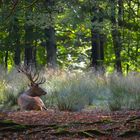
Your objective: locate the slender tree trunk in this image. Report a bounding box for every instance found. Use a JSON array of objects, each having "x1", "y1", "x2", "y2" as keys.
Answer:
[
  {"x1": 5, "y1": 51, "x2": 8, "y2": 70},
  {"x1": 91, "y1": 7, "x2": 105, "y2": 72},
  {"x1": 91, "y1": 29, "x2": 100, "y2": 69},
  {"x1": 112, "y1": 29, "x2": 122, "y2": 73},
  {"x1": 24, "y1": 24, "x2": 35, "y2": 67},
  {"x1": 0, "y1": 52, "x2": 4, "y2": 65},
  {"x1": 24, "y1": 3, "x2": 35, "y2": 67},
  {"x1": 13, "y1": 18, "x2": 21, "y2": 66},
  {"x1": 134, "y1": 33, "x2": 140, "y2": 72},
  {"x1": 14, "y1": 47, "x2": 21, "y2": 65},
  {"x1": 24, "y1": 46, "x2": 33, "y2": 66},
  {"x1": 110, "y1": 0, "x2": 123, "y2": 73},
  {"x1": 100, "y1": 34, "x2": 105, "y2": 63},
  {"x1": 45, "y1": 27, "x2": 57, "y2": 68},
  {"x1": 44, "y1": 0, "x2": 57, "y2": 69},
  {"x1": 24, "y1": 25, "x2": 33, "y2": 65},
  {"x1": 24, "y1": 44, "x2": 36, "y2": 68},
  {"x1": 32, "y1": 45, "x2": 37, "y2": 67}
]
